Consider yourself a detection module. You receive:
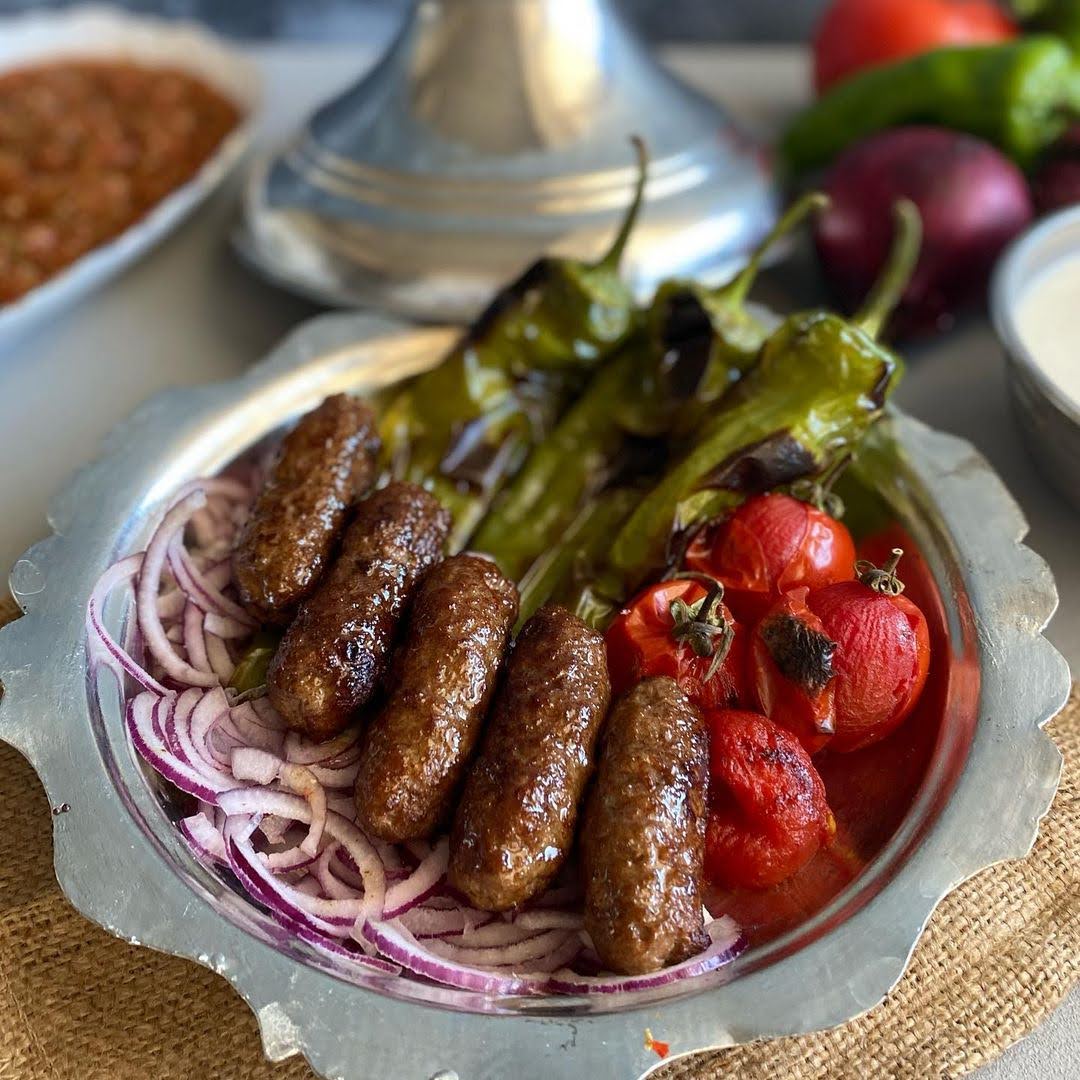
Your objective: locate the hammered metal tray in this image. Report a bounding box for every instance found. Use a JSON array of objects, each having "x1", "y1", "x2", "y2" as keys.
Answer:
[{"x1": 0, "y1": 312, "x2": 1070, "y2": 1080}]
